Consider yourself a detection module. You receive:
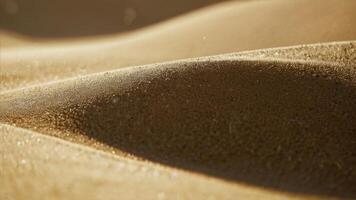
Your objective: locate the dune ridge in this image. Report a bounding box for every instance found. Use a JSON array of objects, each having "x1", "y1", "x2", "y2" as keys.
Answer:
[
  {"x1": 1, "y1": 41, "x2": 356, "y2": 199},
  {"x1": 2, "y1": 0, "x2": 356, "y2": 91},
  {"x1": 1, "y1": 0, "x2": 356, "y2": 199},
  {"x1": 0, "y1": 0, "x2": 226, "y2": 38}
]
